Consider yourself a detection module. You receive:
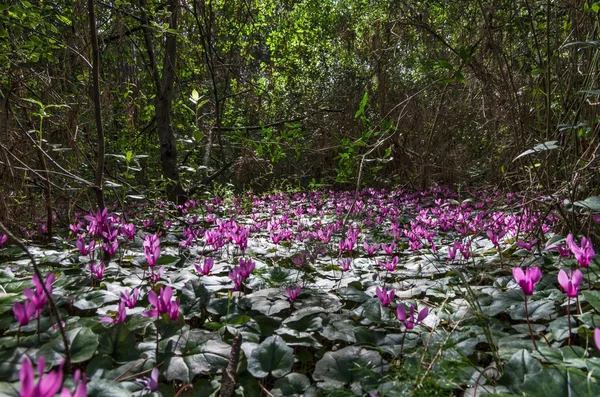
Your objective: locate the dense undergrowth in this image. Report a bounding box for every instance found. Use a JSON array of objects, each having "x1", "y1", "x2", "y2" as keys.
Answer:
[{"x1": 1, "y1": 186, "x2": 600, "y2": 397}]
